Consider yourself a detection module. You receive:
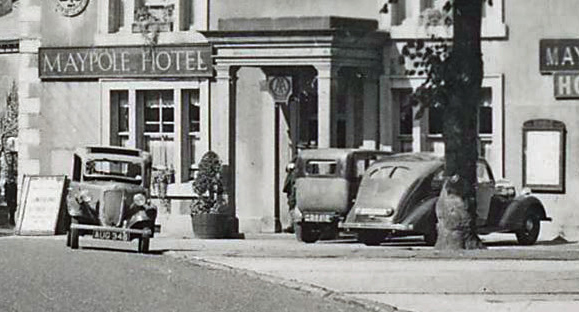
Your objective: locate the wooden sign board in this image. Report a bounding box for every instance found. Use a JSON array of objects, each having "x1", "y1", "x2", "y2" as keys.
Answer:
[{"x1": 15, "y1": 175, "x2": 68, "y2": 236}]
